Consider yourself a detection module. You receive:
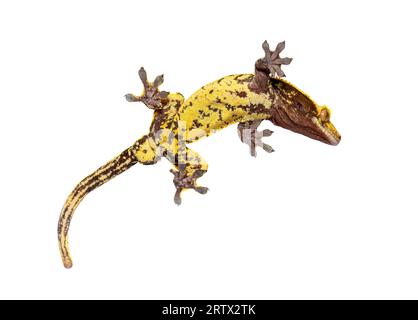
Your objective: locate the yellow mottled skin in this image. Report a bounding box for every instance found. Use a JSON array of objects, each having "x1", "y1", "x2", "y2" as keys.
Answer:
[
  {"x1": 180, "y1": 74, "x2": 271, "y2": 138},
  {"x1": 134, "y1": 74, "x2": 276, "y2": 177}
]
